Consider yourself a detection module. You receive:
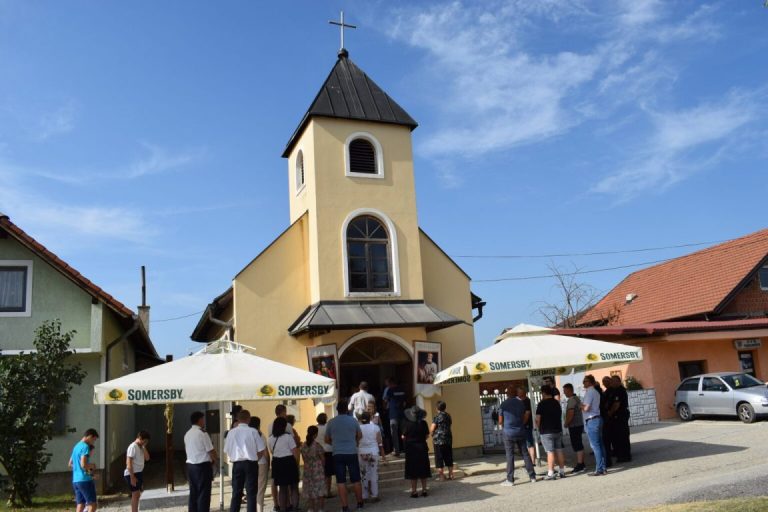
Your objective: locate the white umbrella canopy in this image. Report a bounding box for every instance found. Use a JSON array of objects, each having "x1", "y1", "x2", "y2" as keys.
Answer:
[
  {"x1": 435, "y1": 323, "x2": 643, "y2": 385},
  {"x1": 94, "y1": 341, "x2": 335, "y2": 405}
]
